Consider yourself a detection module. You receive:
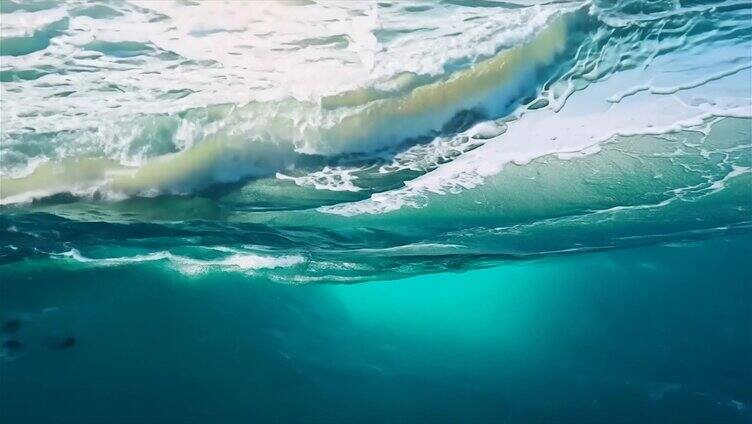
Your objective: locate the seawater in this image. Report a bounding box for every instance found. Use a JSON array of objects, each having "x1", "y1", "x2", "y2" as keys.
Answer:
[
  {"x1": 1, "y1": 0, "x2": 751, "y2": 422},
  {"x1": 1, "y1": 236, "x2": 750, "y2": 423}
]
